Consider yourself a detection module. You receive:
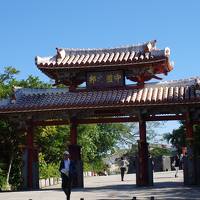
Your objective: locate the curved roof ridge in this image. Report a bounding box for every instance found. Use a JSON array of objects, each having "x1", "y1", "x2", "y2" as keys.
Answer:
[
  {"x1": 145, "y1": 76, "x2": 200, "y2": 88},
  {"x1": 61, "y1": 40, "x2": 157, "y2": 55}
]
